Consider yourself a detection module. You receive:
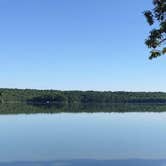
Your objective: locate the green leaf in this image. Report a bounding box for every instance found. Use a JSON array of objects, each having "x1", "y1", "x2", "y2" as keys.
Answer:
[
  {"x1": 149, "y1": 50, "x2": 161, "y2": 59},
  {"x1": 162, "y1": 47, "x2": 166, "y2": 54},
  {"x1": 144, "y1": 11, "x2": 154, "y2": 25}
]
